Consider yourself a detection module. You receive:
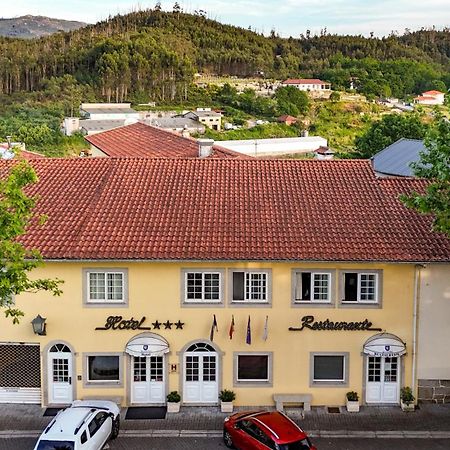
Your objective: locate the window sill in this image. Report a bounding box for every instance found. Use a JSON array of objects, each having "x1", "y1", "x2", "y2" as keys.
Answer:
[
  {"x1": 182, "y1": 301, "x2": 224, "y2": 308},
  {"x1": 339, "y1": 301, "x2": 380, "y2": 309},
  {"x1": 230, "y1": 301, "x2": 271, "y2": 308},
  {"x1": 310, "y1": 380, "x2": 348, "y2": 387},
  {"x1": 84, "y1": 381, "x2": 123, "y2": 388},
  {"x1": 234, "y1": 381, "x2": 273, "y2": 388},
  {"x1": 292, "y1": 301, "x2": 334, "y2": 308},
  {"x1": 84, "y1": 301, "x2": 127, "y2": 308}
]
